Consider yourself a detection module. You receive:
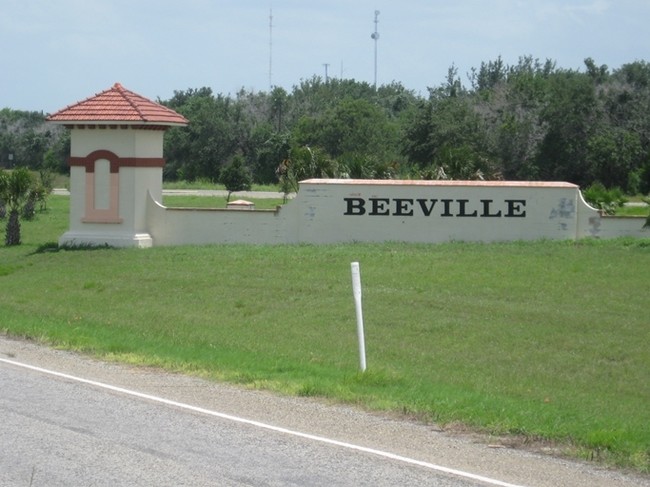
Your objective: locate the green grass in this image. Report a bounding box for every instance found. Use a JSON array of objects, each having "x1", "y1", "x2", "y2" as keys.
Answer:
[
  {"x1": 163, "y1": 195, "x2": 285, "y2": 209},
  {"x1": 51, "y1": 175, "x2": 282, "y2": 193},
  {"x1": 162, "y1": 179, "x2": 282, "y2": 192},
  {"x1": 615, "y1": 204, "x2": 650, "y2": 217},
  {"x1": 1, "y1": 195, "x2": 650, "y2": 473}
]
